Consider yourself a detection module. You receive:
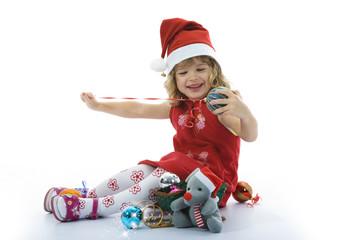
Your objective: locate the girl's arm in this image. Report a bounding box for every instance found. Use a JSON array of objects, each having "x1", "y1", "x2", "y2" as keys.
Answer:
[
  {"x1": 80, "y1": 92, "x2": 171, "y2": 119},
  {"x1": 210, "y1": 89, "x2": 258, "y2": 142}
]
